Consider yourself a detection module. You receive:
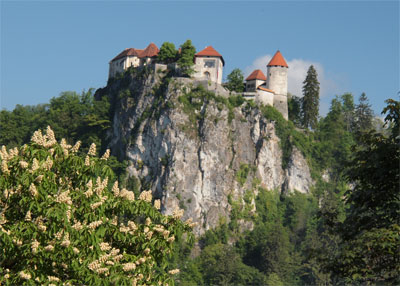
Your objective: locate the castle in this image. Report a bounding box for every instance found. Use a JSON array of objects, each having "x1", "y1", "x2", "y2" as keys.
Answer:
[{"x1": 109, "y1": 43, "x2": 288, "y2": 119}]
